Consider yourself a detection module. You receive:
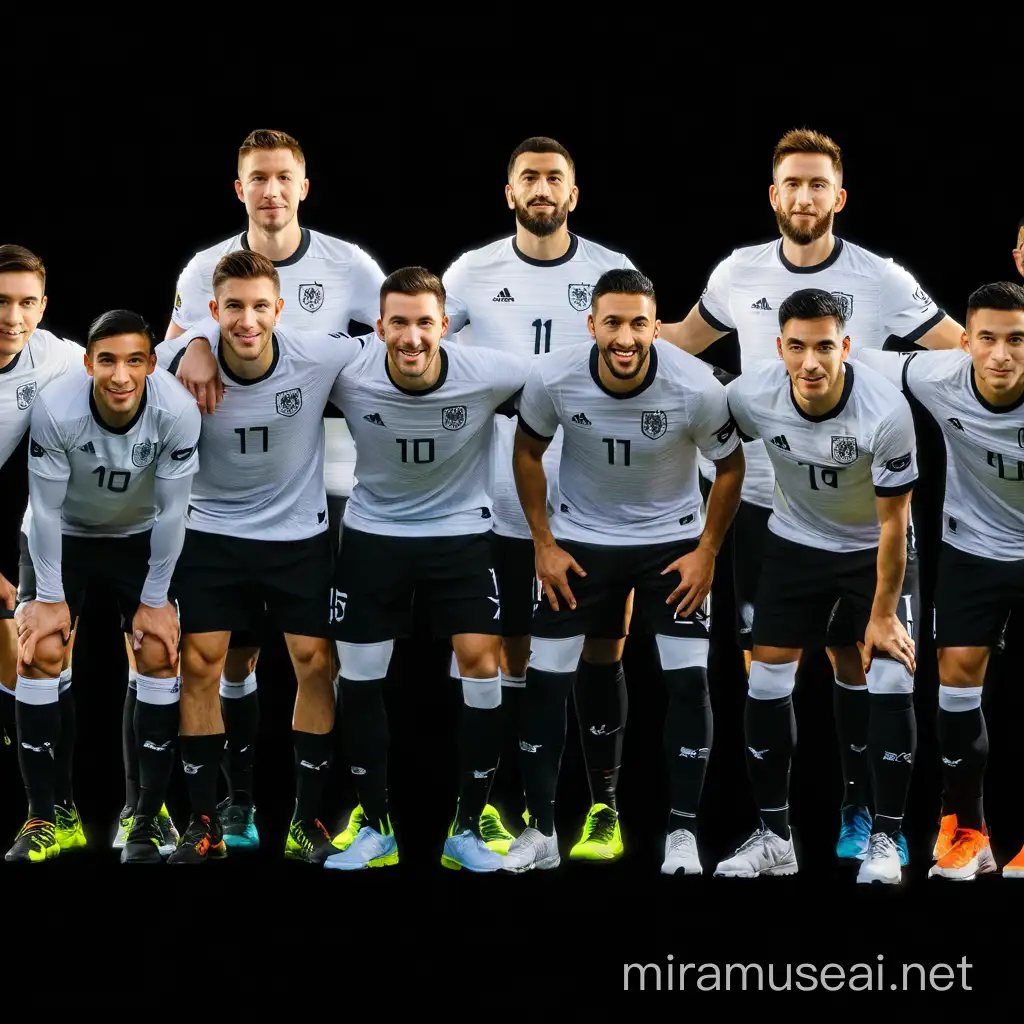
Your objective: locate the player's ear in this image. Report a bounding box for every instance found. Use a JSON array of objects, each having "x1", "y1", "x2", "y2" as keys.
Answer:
[
  {"x1": 504, "y1": 183, "x2": 516, "y2": 211},
  {"x1": 83, "y1": 347, "x2": 93, "y2": 377},
  {"x1": 568, "y1": 182, "x2": 579, "y2": 213},
  {"x1": 841, "y1": 335, "x2": 851, "y2": 358},
  {"x1": 209, "y1": 298, "x2": 220, "y2": 323},
  {"x1": 587, "y1": 313, "x2": 596, "y2": 339},
  {"x1": 768, "y1": 182, "x2": 780, "y2": 211},
  {"x1": 652, "y1": 318, "x2": 662, "y2": 340},
  {"x1": 960, "y1": 330, "x2": 970, "y2": 354},
  {"x1": 234, "y1": 179, "x2": 245, "y2": 203},
  {"x1": 38, "y1": 295, "x2": 47, "y2": 319},
  {"x1": 834, "y1": 187, "x2": 848, "y2": 214},
  {"x1": 146, "y1": 350, "x2": 158, "y2": 375},
  {"x1": 376, "y1": 318, "x2": 385, "y2": 341},
  {"x1": 275, "y1": 297, "x2": 285, "y2": 319},
  {"x1": 776, "y1": 336, "x2": 784, "y2": 359},
  {"x1": 299, "y1": 176, "x2": 309, "y2": 201},
  {"x1": 440, "y1": 314, "x2": 450, "y2": 339}
]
